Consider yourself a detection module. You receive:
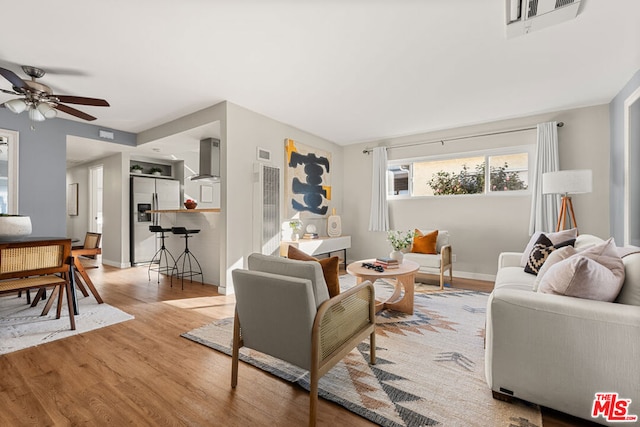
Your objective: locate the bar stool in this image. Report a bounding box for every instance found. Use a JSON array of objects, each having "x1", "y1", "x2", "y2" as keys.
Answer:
[
  {"x1": 148, "y1": 225, "x2": 177, "y2": 283},
  {"x1": 171, "y1": 227, "x2": 203, "y2": 289}
]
